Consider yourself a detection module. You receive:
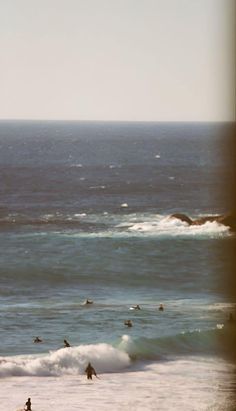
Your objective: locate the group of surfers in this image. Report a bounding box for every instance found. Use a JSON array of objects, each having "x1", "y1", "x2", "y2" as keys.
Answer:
[
  {"x1": 25, "y1": 306, "x2": 235, "y2": 411},
  {"x1": 26, "y1": 301, "x2": 165, "y2": 409},
  {"x1": 33, "y1": 302, "x2": 164, "y2": 342}
]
